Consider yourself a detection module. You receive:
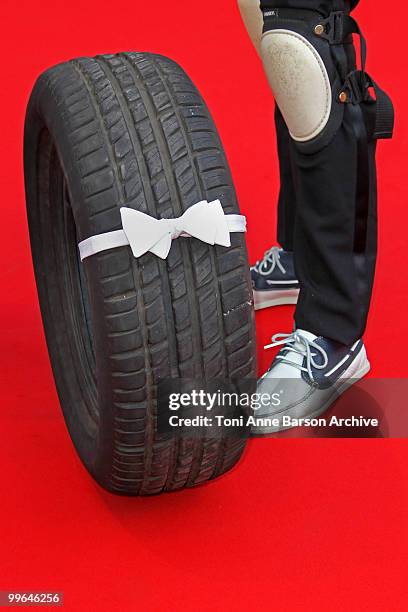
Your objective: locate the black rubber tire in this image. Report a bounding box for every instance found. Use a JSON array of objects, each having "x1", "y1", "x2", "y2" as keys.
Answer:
[{"x1": 24, "y1": 52, "x2": 256, "y2": 495}]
